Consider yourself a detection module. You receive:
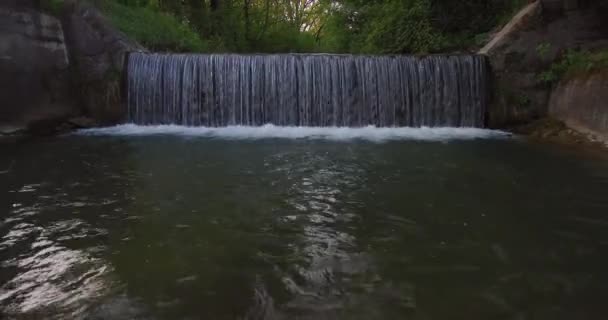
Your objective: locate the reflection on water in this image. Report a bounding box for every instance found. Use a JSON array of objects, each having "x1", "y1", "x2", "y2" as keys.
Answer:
[
  {"x1": 270, "y1": 152, "x2": 372, "y2": 319},
  {"x1": 0, "y1": 139, "x2": 139, "y2": 319},
  {"x1": 1, "y1": 137, "x2": 608, "y2": 319},
  {"x1": 0, "y1": 226, "x2": 109, "y2": 316}
]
